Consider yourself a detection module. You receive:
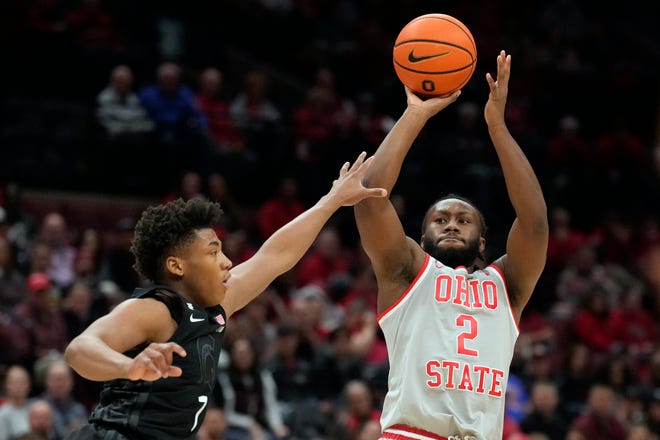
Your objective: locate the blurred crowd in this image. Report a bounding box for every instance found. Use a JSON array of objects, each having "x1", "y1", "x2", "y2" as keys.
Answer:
[{"x1": 1, "y1": 0, "x2": 660, "y2": 439}]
